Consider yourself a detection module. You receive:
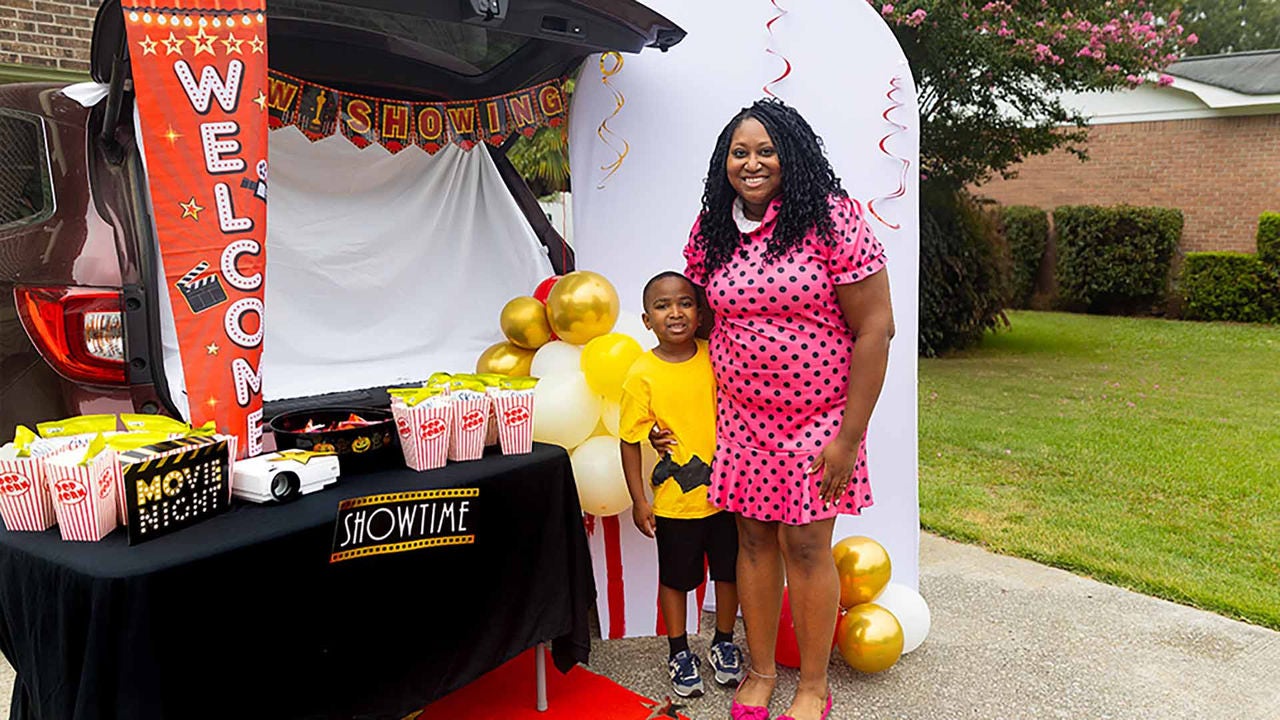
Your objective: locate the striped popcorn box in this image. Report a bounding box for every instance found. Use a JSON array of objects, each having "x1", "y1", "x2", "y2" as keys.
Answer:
[
  {"x1": 391, "y1": 398, "x2": 452, "y2": 471},
  {"x1": 0, "y1": 444, "x2": 57, "y2": 532},
  {"x1": 492, "y1": 390, "x2": 535, "y2": 455},
  {"x1": 44, "y1": 449, "x2": 121, "y2": 542},
  {"x1": 448, "y1": 392, "x2": 491, "y2": 462},
  {"x1": 484, "y1": 403, "x2": 500, "y2": 447}
]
